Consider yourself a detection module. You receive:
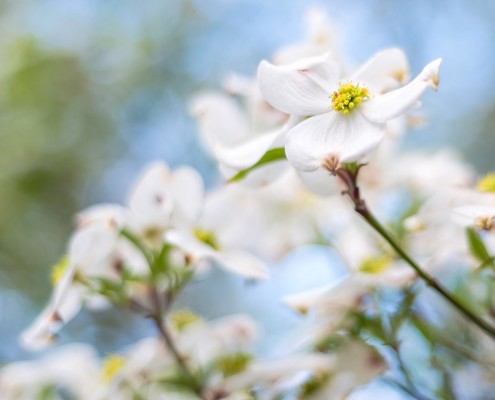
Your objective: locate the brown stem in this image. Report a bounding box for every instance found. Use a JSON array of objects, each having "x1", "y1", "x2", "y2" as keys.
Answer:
[
  {"x1": 148, "y1": 287, "x2": 205, "y2": 398},
  {"x1": 150, "y1": 313, "x2": 205, "y2": 397}
]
